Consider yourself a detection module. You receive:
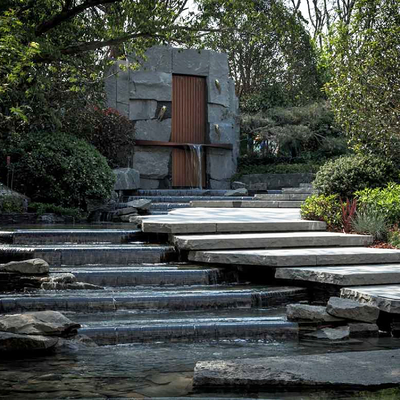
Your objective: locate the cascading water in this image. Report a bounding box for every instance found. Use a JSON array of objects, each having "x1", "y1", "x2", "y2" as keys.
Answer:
[{"x1": 188, "y1": 144, "x2": 203, "y2": 189}]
